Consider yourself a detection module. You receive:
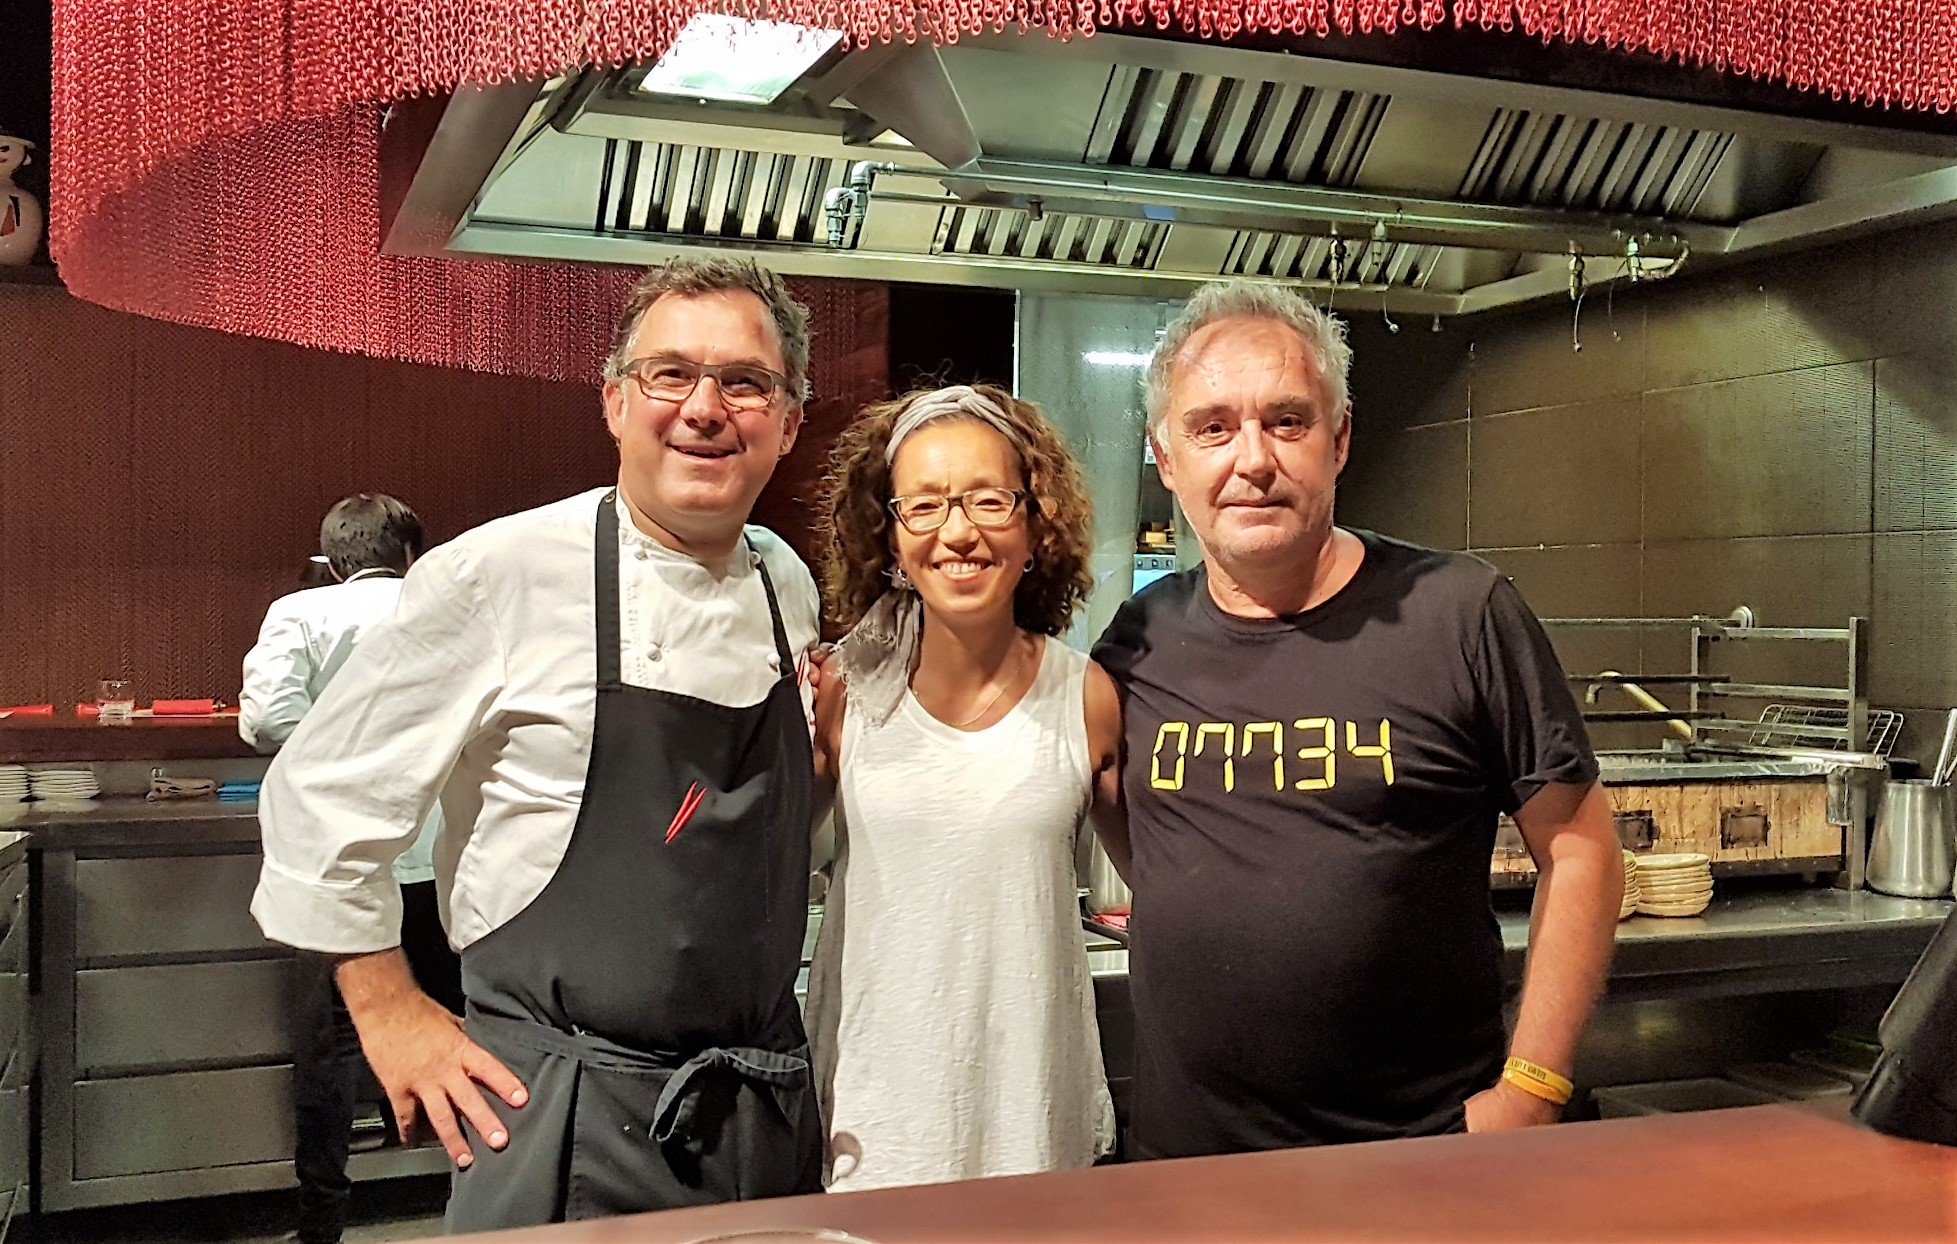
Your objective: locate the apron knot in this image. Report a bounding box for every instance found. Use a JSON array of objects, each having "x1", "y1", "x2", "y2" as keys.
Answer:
[{"x1": 652, "y1": 1044, "x2": 811, "y2": 1144}]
